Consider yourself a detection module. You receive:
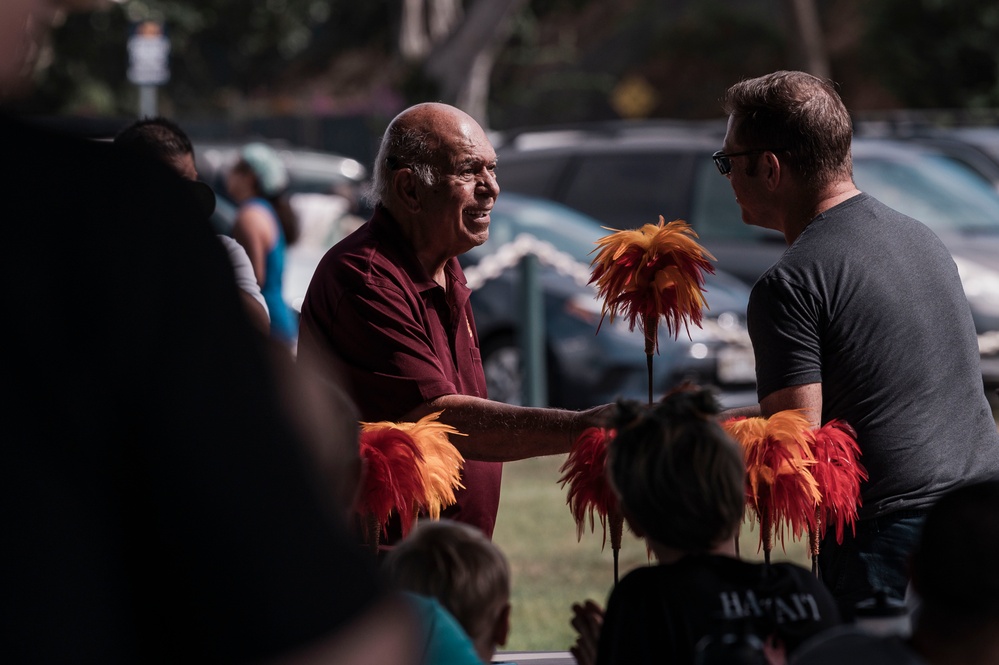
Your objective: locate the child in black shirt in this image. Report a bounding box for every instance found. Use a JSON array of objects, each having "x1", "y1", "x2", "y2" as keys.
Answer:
[{"x1": 570, "y1": 388, "x2": 841, "y2": 664}]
